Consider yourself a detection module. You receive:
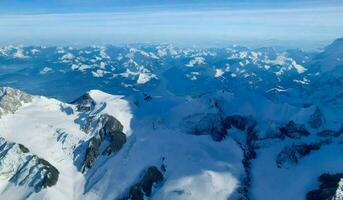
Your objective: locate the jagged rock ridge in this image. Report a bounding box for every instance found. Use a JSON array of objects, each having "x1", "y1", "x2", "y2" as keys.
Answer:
[{"x1": 0, "y1": 137, "x2": 59, "y2": 193}]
